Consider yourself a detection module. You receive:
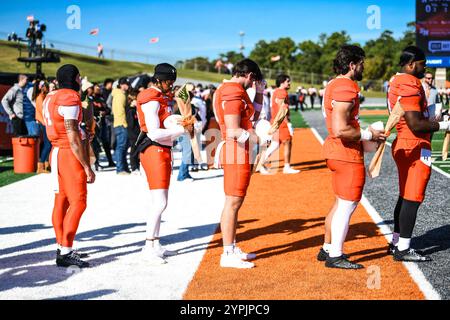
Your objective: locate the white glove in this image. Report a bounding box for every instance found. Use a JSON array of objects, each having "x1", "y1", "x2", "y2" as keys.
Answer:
[
  {"x1": 255, "y1": 80, "x2": 267, "y2": 94},
  {"x1": 287, "y1": 122, "x2": 294, "y2": 136},
  {"x1": 194, "y1": 121, "x2": 202, "y2": 132}
]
